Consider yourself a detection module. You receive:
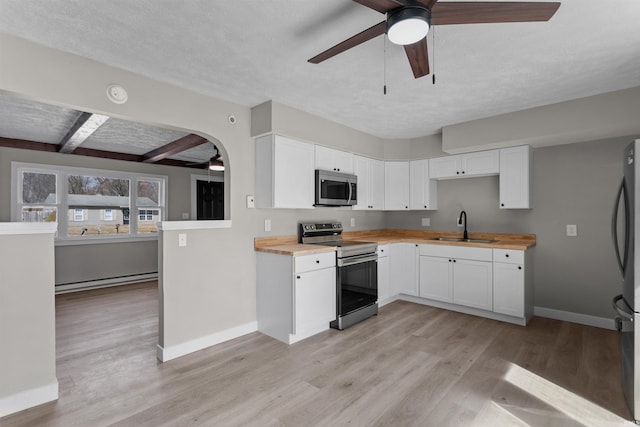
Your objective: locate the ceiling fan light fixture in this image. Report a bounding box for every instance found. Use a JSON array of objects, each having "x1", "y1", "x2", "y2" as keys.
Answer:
[
  {"x1": 387, "y1": 6, "x2": 431, "y2": 46},
  {"x1": 209, "y1": 158, "x2": 225, "y2": 171}
]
